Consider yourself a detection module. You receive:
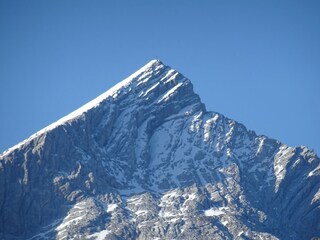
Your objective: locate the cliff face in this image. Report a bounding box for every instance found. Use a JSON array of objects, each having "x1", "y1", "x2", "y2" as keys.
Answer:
[{"x1": 0, "y1": 60, "x2": 319, "y2": 240}]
